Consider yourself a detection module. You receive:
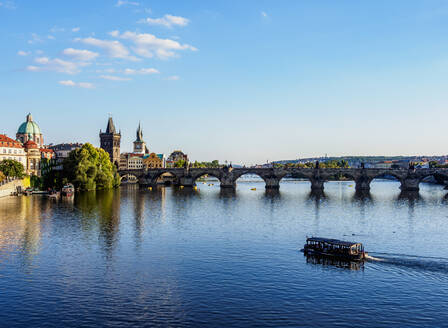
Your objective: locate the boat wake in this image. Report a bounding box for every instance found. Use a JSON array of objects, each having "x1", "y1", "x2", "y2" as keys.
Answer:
[{"x1": 366, "y1": 252, "x2": 448, "y2": 275}]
